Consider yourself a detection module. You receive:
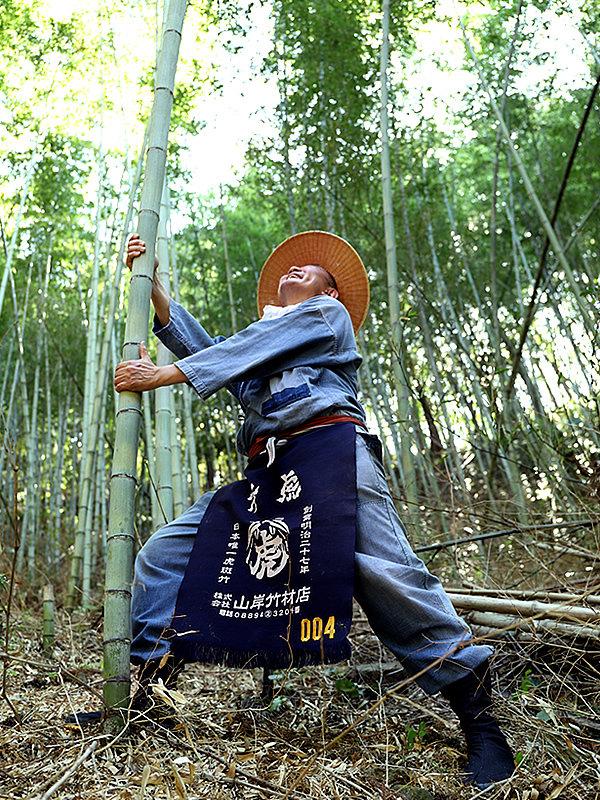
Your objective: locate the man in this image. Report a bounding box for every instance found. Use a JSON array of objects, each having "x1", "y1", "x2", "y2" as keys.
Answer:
[{"x1": 115, "y1": 230, "x2": 515, "y2": 788}]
